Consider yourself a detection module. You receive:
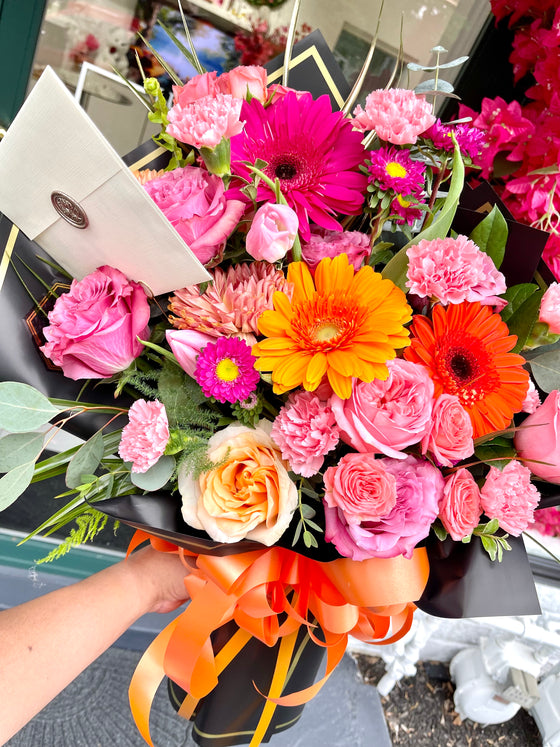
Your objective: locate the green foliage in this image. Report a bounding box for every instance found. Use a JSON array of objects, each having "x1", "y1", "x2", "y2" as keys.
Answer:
[
  {"x1": 0, "y1": 382, "x2": 60, "y2": 432},
  {"x1": 36, "y1": 509, "x2": 109, "y2": 564},
  {"x1": 292, "y1": 481, "x2": 323, "y2": 549},
  {"x1": 469, "y1": 206, "x2": 508, "y2": 269},
  {"x1": 0, "y1": 432, "x2": 44, "y2": 472},
  {"x1": 0, "y1": 460, "x2": 36, "y2": 510},
  {"x1": 528, "y1": 347, "x2": 560, "y2": 392},
  {"x1": 472, "y1": 519, "x2": 511, "y2": 562},
  {"x1": 474, "y1": 436, "x2": 516, "y2": 470},
  {"x1": 130, "y1": 455, "x2": 176, "y2": 491},
  {"x1": 65, "y1": 431, "x2": 105, "y2": 489},
  {"x1": 432, "y1": 520, "x2": 448, "y2": 542},
  {"x1": 501, "y1": 283, "x2": 540, "y2": 322},
  {"x1": 507, "y1": 287, "x2": 545, "y2": 352}
]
